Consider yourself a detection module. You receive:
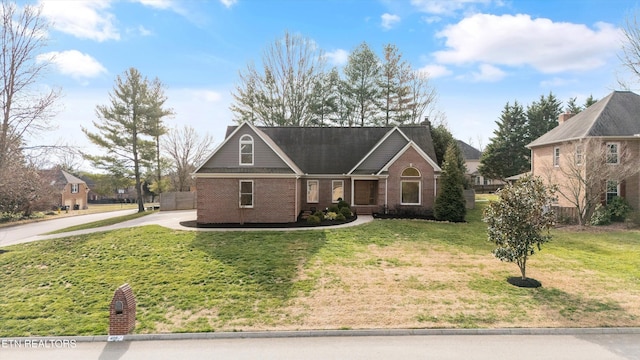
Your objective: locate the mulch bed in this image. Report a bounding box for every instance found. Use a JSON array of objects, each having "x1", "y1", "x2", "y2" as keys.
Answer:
[
  {"x1": 181, "y1": 215, "x2": 358, "y2": 229},
  {"x1": 507, "y1": 277, "x2": 542, "y2": 288}
]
